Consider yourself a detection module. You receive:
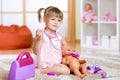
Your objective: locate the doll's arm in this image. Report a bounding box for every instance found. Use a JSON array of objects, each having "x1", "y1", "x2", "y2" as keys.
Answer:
[{"x1": 79, "y1": 59, "x2": 87, "y2": 64}]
